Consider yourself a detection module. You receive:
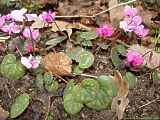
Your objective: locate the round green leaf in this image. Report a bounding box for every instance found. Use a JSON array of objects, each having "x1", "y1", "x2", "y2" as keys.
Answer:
[
  {"x1": 116, "y1": 44, "x2": 126, "y2": 56},
  {"x1": 0, "y1": 54, "x2": 25, "y2": 80},
  {"x1": 43, "y1": 72, "x2": 53, "y2": 85},
  {"x1": 10, "y1": 93, "x2": 30, "y2": 118},
  {"x1": 98, "y1": 75, "x2": 118, "y2": 97},
  {"x1": 86, "y1": 89, "x2": 111, "y2": 110},
  {"x1": 78, "y1": 51, "x2": 94, "y2": 69},
  {"x1": 64, "y1": 94, "x2": 83, "y2": 115},
  {"x1": 66, "y1": 47, "x2": 84, "y2": 62}
]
